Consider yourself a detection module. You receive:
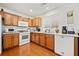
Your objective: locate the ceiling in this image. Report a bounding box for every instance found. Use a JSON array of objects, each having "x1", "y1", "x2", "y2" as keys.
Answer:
[{"x1": 0, "y1": 3, "x2": 64, "y2": 17}]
